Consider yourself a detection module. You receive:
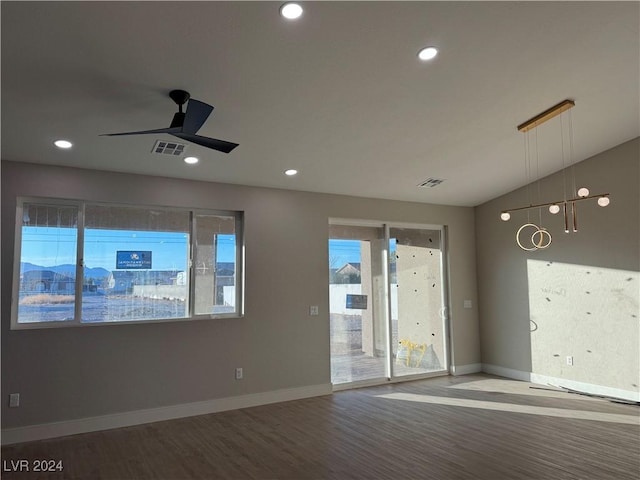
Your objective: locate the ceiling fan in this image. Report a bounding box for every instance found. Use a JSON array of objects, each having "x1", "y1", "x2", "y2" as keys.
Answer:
[{"x1": 101, "y1": 90, "x2": 238, "y2": 154}]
